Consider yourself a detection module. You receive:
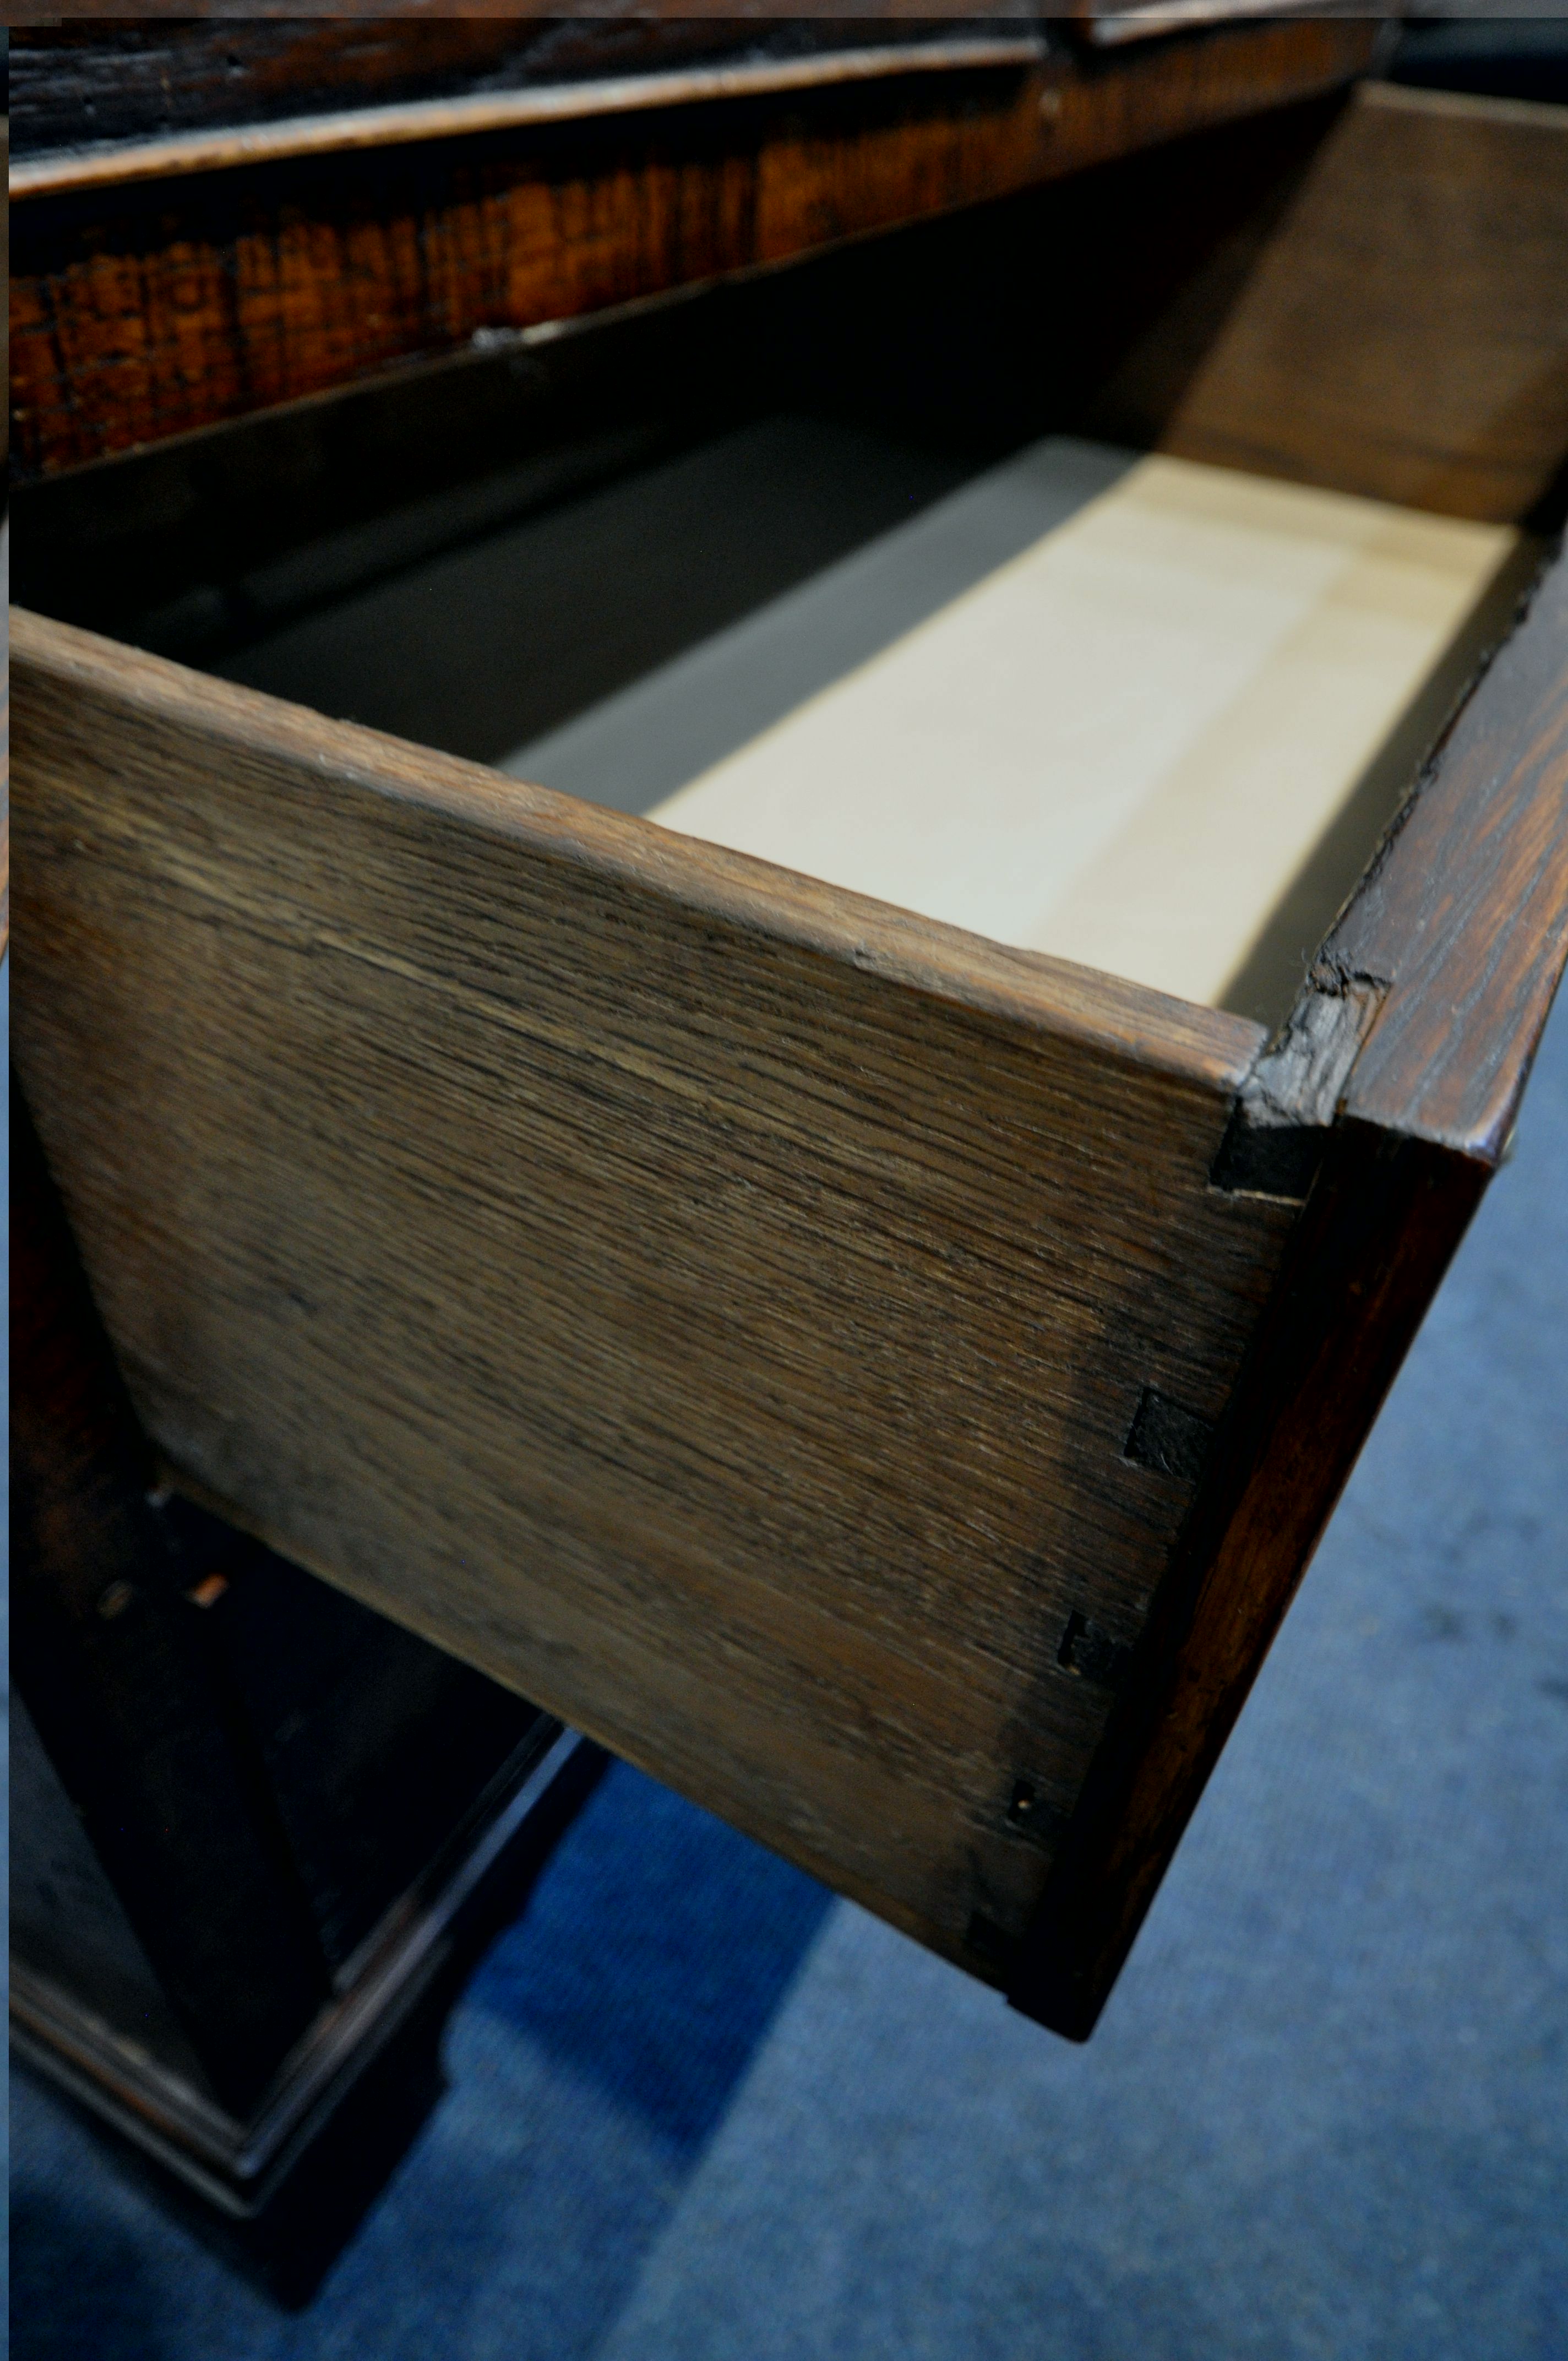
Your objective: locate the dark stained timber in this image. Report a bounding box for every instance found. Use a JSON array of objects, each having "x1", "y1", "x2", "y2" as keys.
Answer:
[
  {"x1": 1015, "y1": 551, "x2": 1568, "y2": 2035},
  {"x1": 9, "y1": 17, "x2": 1379, "y2": 476}
]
